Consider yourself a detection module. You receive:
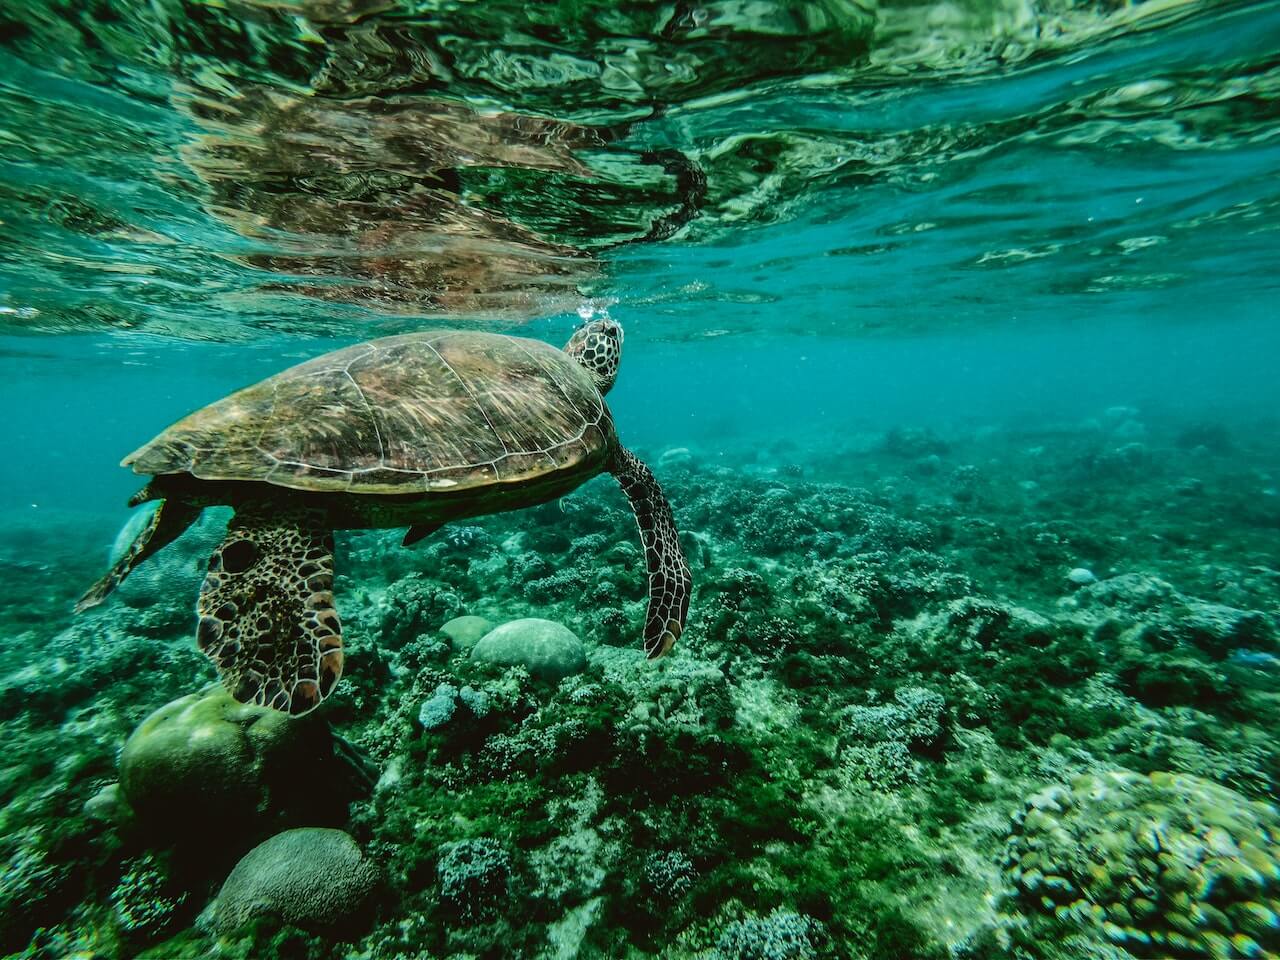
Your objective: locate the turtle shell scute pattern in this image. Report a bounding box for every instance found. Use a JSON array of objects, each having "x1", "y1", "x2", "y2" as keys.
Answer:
[
  {"x1": 197, "y1": 508, "x2": 342, "y2": 717},
  {"x1": 125, "y1": 331, "x2": 612, "y2": 495}
]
